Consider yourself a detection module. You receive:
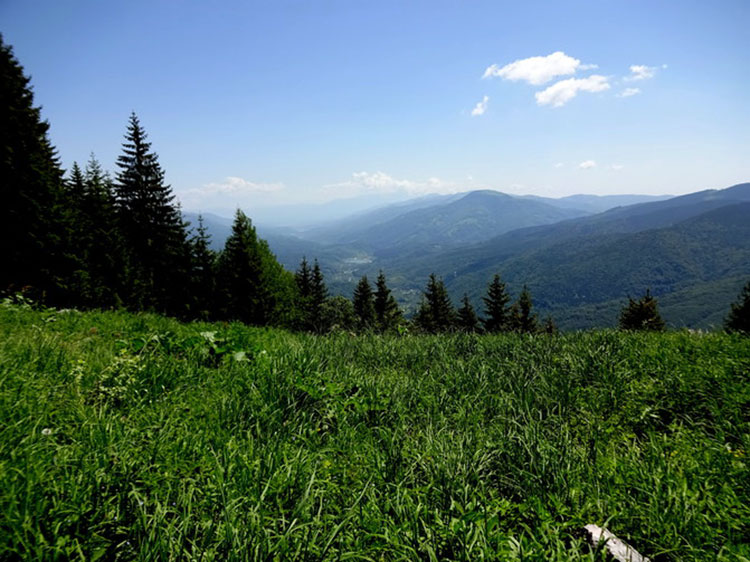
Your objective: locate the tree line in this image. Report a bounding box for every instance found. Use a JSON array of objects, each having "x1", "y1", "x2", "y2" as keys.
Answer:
[
  {"x1": 2, "y1": 35, "x2": 749, "y2": 335},
  {"x1": 0, "y1": 33, "x2": 529, "y2": 334},
  {"x1": 0, "y1": 34, "x2": 391, "y2": 332},
  {"x1": 410, "y1": 274, "x2": 552, "y2": 334}
]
